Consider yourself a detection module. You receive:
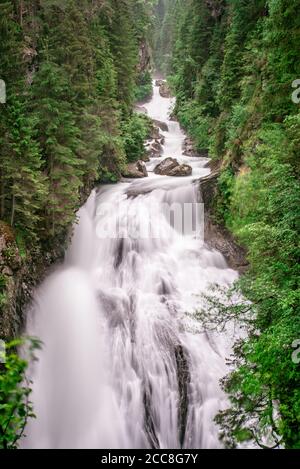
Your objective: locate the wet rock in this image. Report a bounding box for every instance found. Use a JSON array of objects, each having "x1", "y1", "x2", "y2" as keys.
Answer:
[
  {"x1": 159, "y1": 82, "x2": 171, "y2": 98},
  {"x1": 168, "y1": 164, "x2": 192, "y2": 177},
  {"x1": 138, "y1": 39, "x2": 151, "y2": 75},
  {"x1": 145, "y1": 140, "x2": 163, "y2": 158},
  {"x1": 136, "y1": 160, "x2": 148, "y2": 177},
  {"x1": 149, "y1": 124, "x2": 161, "y2": 140},
  {"x1": 154, "y1": 158, "x2": 179, "y2": 175},
  {"x1": 203, "y1": 160, "x2": 211, "y2": 169},
  {"x1": 123, "y1": 160, "x2": 148, "y2": 179},
  {"x1": 169, "y1": 110, "x2": 177, "y2": 121},
  {"x1": 182, "y1": 137, "x2": 209, "y2": 158},
  {"x1": 175, "y1": 345, "x2": 190, "y2": 447},
  {"x1": 141, "y1": 153, "x2": 150, "y2": 163},
  {"x1": 182, "y1": 137, "x2": 197, "y2": 157},
  {"x1": 153, "y1": 119, "x2": 169, "y2": 132},
  {"x1": 154, "y1": 158, "x2": 192, "y2": 177},
  {"x1": 200, "y1": 172, "x2": 248, "y2": 272},
  {"x1": 155, "y1": 79, "x2": 164, "y2": 87}
]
